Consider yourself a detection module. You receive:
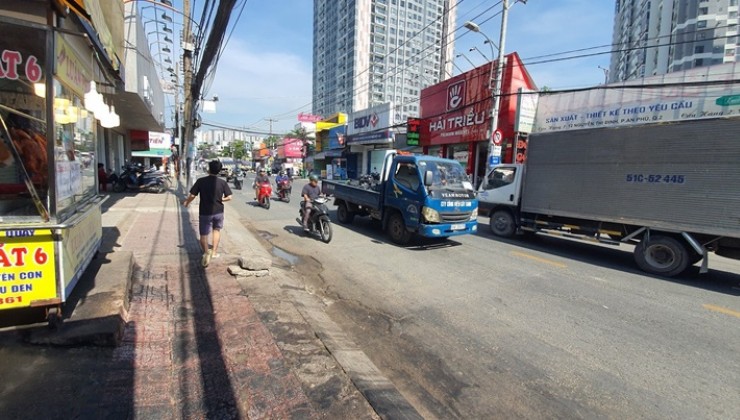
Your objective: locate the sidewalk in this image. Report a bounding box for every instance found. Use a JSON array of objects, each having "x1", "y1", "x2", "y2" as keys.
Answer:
[{"x1": 94, "y1": 179, "x2": 377, "y2": 419}]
